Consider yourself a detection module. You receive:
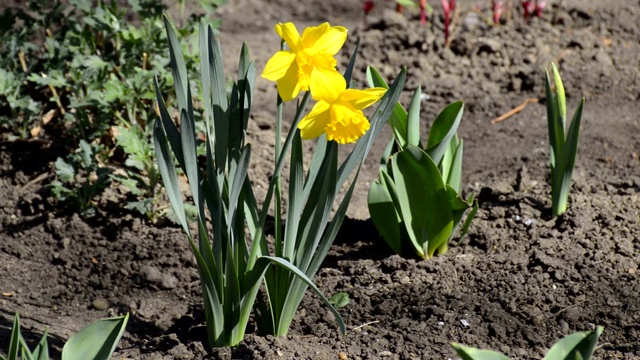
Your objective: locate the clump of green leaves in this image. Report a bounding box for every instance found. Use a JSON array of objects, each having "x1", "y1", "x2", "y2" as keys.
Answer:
[
  {"x1": 452, "y1": 326, "x2": 603, "y2": 360},
  {"x1": 545, "y1": 63, "x2": 584, "y2": 217},
  {"x1": 0, "y1": 0, "x2": 219, "y2": 219},
  {"x1": 1, "y1": 312, "x2": 128, "y2": 360},
  {"x1": 154, "y1": 17, "x2": 405, "y2": 347},
  {"x1": 367, "y1": 66, "x2": 477, "y2": 260},
  {"x1": 111, "y1": 123, "x2": 164, "y2": 220},
  {"x1": 50, "y1": 140, "x2": 111, "y2": 217}
]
